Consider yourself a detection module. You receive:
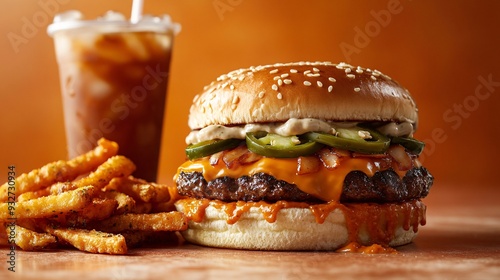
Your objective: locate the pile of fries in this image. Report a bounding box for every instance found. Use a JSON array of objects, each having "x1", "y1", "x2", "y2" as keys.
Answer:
[{"x1": 0, "y1": 138, "x2": 187, "y2": 254}]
